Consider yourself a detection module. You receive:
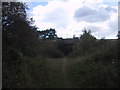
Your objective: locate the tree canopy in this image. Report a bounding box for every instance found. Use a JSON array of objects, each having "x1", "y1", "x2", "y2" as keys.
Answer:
[
  {"x1": 79, "y1": 28, "x2": 96, "y2": 51},
  {"x1": 37, "y1": 28, "x2": 57, "y2": 40},
  {"x1": 117, "y1": 31, "x2": 120, "y2": 39},
  {"x1": 2, "y1": 2, "x2": 38, "y2": 56}
]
